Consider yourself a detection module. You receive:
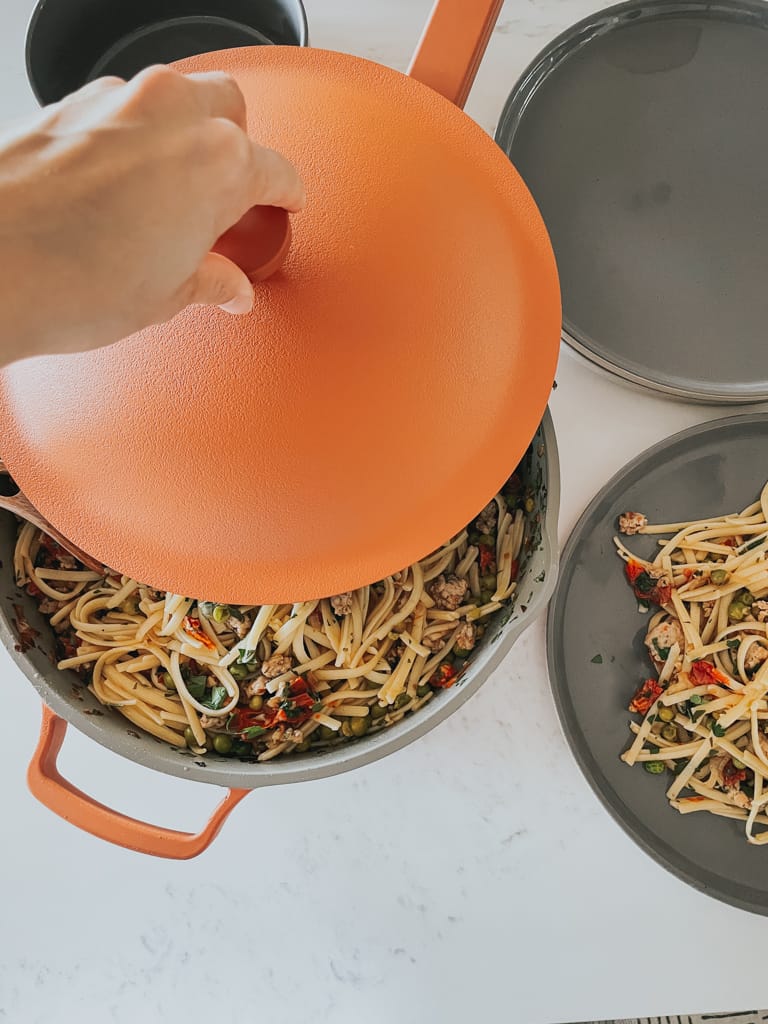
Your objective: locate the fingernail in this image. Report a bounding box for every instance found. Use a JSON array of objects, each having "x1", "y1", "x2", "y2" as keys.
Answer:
[{"x1": 219, "y1": 286, "x2": 254, "y2": 315}]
